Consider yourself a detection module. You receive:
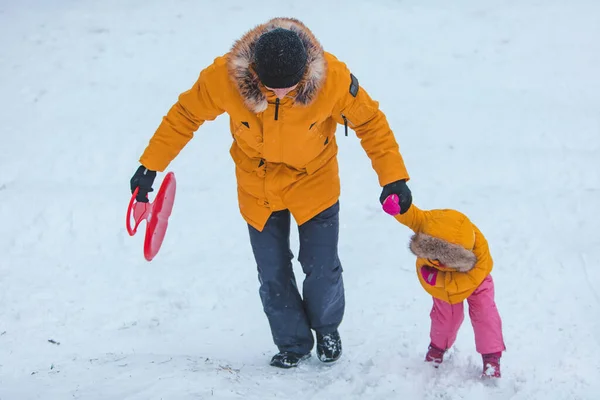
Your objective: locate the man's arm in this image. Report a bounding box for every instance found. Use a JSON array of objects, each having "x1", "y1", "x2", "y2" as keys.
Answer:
[
  {"x1": 140, "y1": 61, "x2": 226, "y2": 172},
  {"x1": 331, "y1": 62, "x2": 409, "y2": 186}
]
